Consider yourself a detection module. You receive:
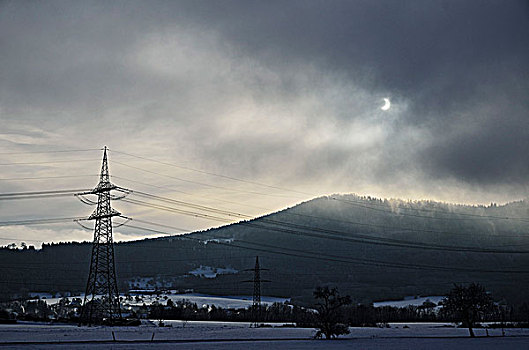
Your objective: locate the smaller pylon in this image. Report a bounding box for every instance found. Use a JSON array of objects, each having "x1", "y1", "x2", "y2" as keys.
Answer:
[
  {"x1": 252, "y1": 256, "x2": 262, "y2": 311},
  {"x1": 242, "y1": 256, "x2": 270, "y2": 327}
]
